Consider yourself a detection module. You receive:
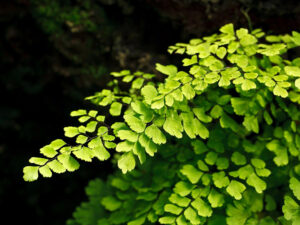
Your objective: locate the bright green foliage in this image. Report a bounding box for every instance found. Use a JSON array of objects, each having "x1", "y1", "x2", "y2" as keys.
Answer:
[{"x1": 24, "y1": 24, "x2": 300, "y2": 225}]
